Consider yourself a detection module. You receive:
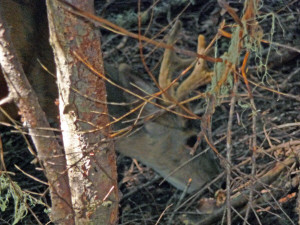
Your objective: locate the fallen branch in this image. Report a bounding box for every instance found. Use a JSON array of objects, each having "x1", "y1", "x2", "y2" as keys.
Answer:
[{"x1": 197, "y1": 143, "x2": 300, "y2": 225}]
